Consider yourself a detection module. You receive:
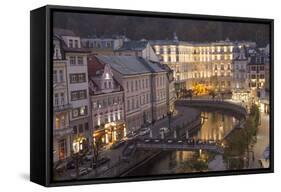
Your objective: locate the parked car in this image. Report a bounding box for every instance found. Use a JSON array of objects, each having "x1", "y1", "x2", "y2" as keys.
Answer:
[
  {"x1": 139, "y1": 128, "x2": 151, "y2": 136},
  {"x1": 160, "y1": 127, "x2": 169, "y2": 134},
  {"x1": 167, "y1": 139, "x2": 174, "y2": 143}
]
